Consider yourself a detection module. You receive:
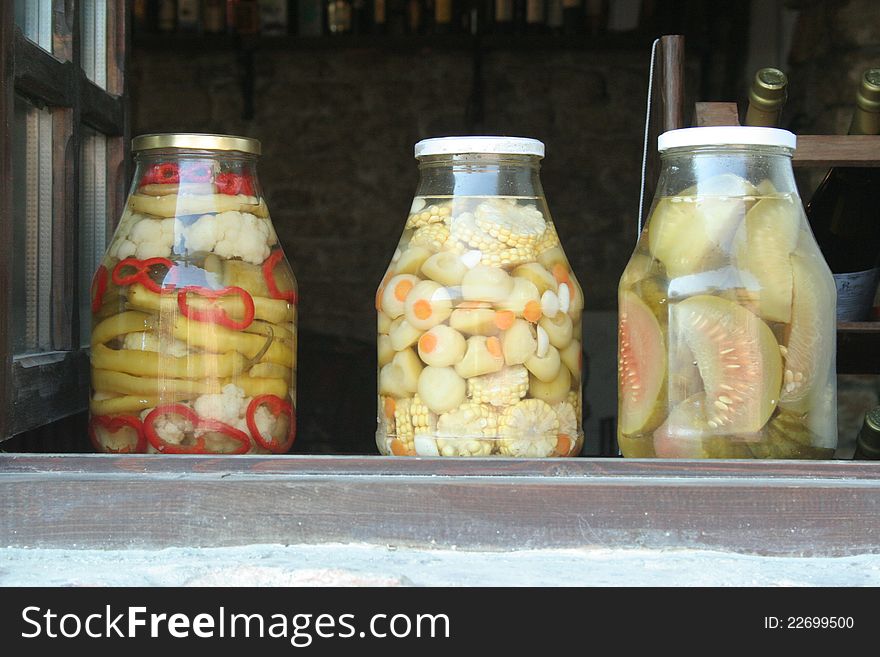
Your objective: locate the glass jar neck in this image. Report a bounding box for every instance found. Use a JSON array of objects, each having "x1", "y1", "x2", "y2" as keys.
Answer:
[
  {"x1": 657, "y1": 145, "x2": 797, "y2": 197},
  {"x1": 131, "y1": 149, "x2": 261, "y2": 196},
  {"x1": 415, "y1": 154, "x2": 545, "y2": 198}
]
